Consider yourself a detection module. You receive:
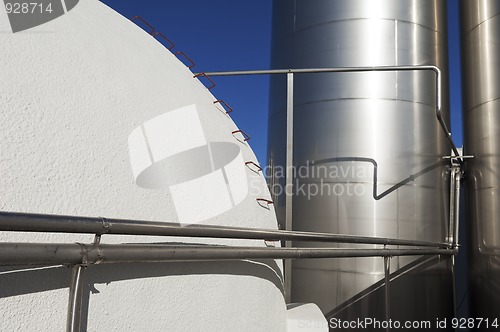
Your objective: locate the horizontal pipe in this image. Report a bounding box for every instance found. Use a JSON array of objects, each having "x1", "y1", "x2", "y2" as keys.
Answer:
[
  {"x1": 196, "y1": 65, "x2": 439, "y2": 77},
  {"x1": 0, "y1": 211, "x2": 450, "y2": 248},
  {"x1": 196, "y1": 66, "x2": 441, "y2": 111},
  {"x1": 0, "y1": 242, "x2": 457, "y2": 266}
]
